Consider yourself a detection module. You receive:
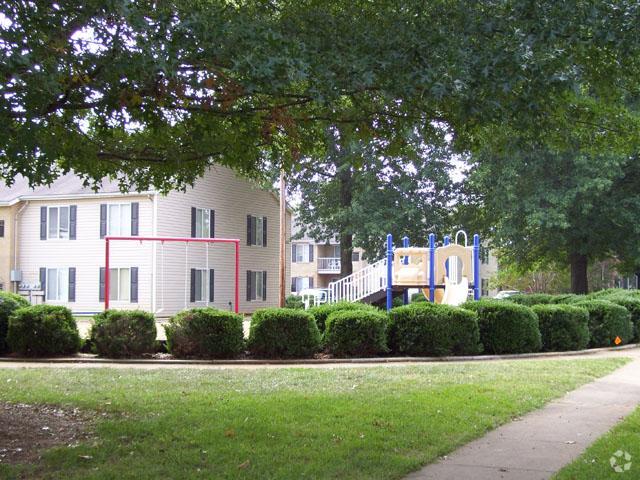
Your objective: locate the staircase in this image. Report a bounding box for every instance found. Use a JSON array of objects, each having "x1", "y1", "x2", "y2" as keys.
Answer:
[{"x1": 327, "y1": 258, "x2": 390, "y2": 305}]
